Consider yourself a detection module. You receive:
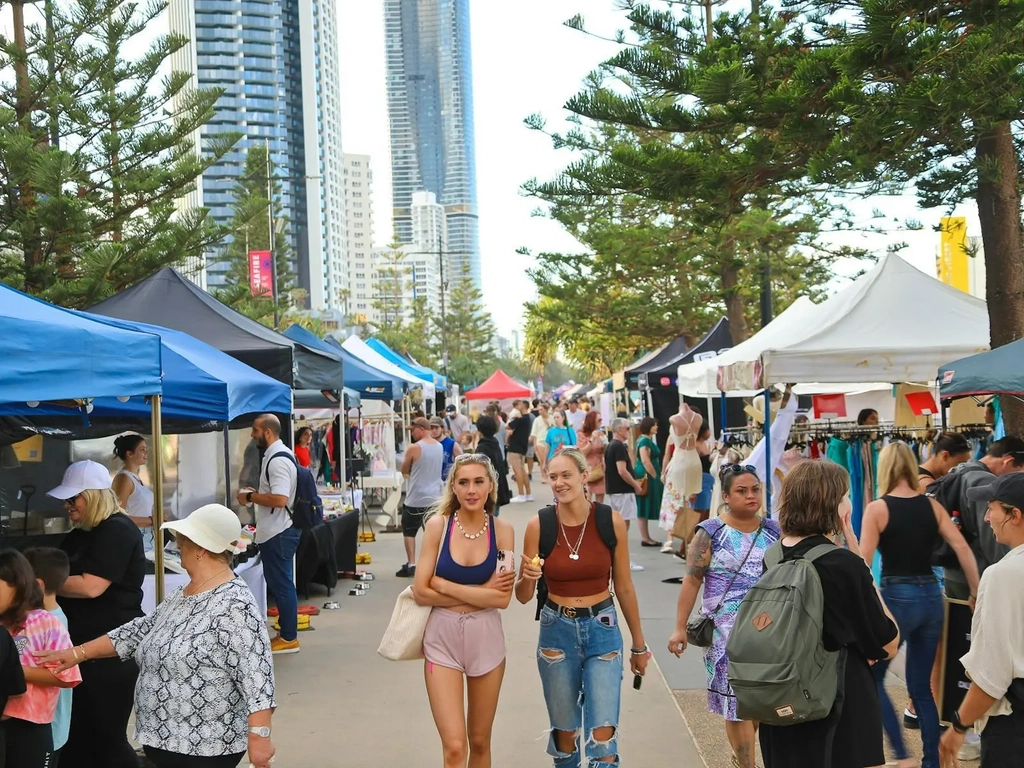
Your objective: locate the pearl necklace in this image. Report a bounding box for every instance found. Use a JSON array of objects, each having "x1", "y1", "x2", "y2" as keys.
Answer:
[{"x1": 453, "y1": 512, "x2": 489, "y2": 540}]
